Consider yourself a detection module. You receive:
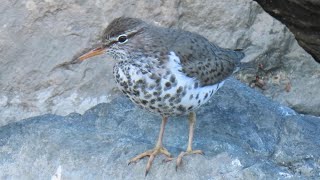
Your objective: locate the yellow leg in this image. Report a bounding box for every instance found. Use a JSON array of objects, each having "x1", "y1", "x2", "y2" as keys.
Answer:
[
  {"x1": 128, "y1": 116, "x2": 172, "y2": 176},
  {"x1": 176, "y1": 112, "x2": 203, "y2": 170}
]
